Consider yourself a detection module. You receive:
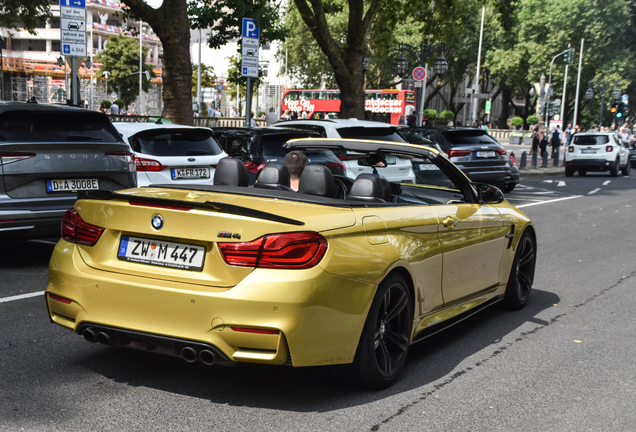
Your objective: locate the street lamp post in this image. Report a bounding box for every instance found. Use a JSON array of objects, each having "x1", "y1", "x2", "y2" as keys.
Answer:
[
  {"x1": 392, "y1": 41, "x2": 448, "y2": 127},
  {"x1": 584, "y1": 80, "x2": 621, "y2": 128},
  {"x1": 139, "y1": 20, "x2": 144, "y2": 115}
]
